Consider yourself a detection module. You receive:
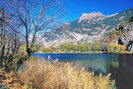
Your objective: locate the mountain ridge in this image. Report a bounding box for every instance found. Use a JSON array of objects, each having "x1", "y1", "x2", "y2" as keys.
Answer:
[{"x1": 37, "y1": 8, "x2": 133, "y2": 47}]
